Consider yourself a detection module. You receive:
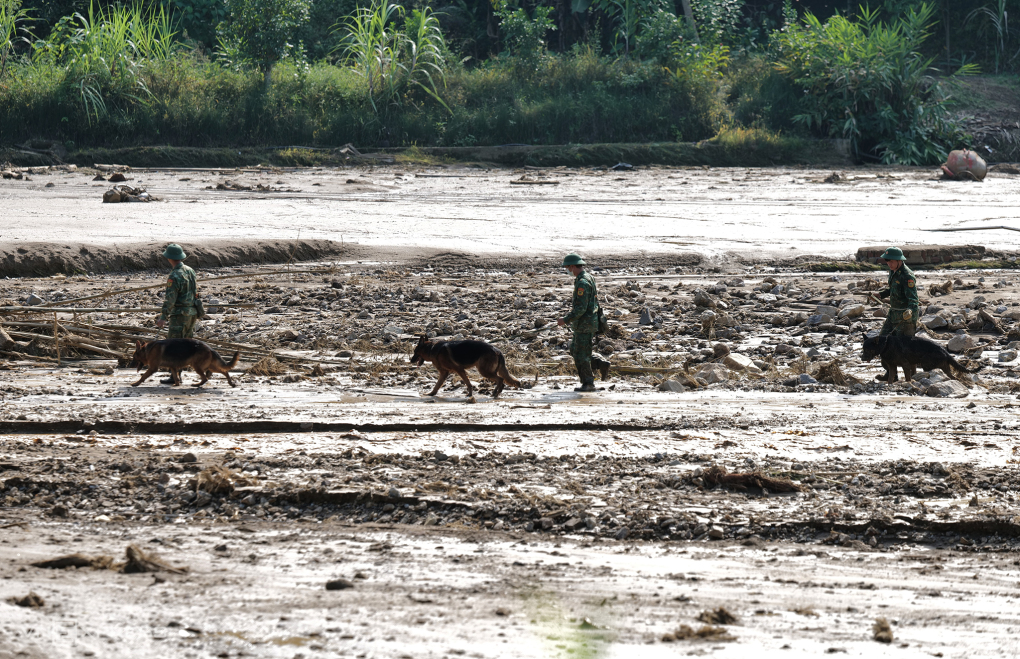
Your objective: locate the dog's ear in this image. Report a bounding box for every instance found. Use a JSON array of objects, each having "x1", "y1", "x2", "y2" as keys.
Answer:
[
  {"x1": 135, "y1": 340, "x2": 142, "y2": 349},
  {"x1": 417, "y1": 334, "x2": 427, "y2": 344}
]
